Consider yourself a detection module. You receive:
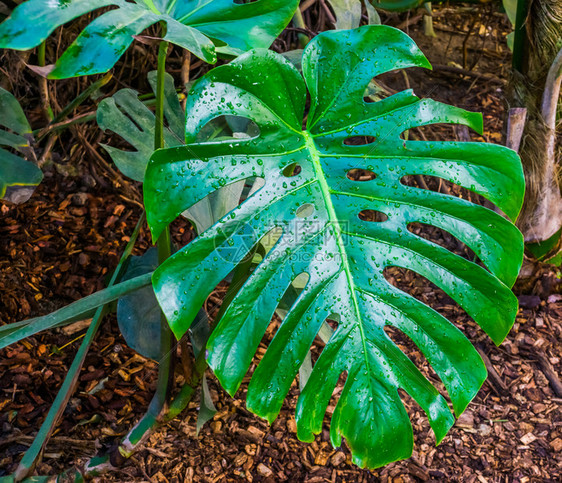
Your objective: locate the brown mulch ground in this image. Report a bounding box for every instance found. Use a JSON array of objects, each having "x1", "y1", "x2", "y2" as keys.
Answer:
[{"x1": 1, "y1": 3, "x2": 561, "y2": 482}]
